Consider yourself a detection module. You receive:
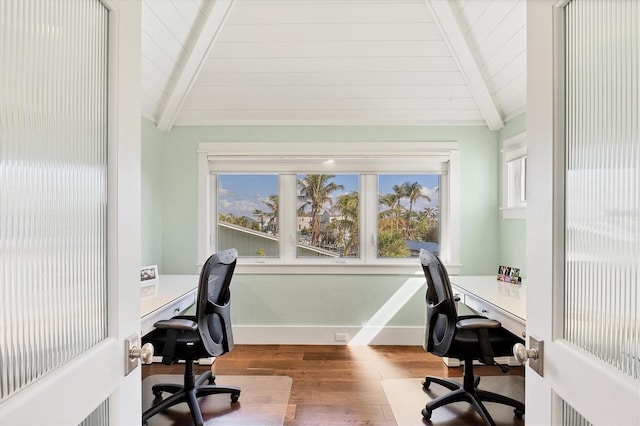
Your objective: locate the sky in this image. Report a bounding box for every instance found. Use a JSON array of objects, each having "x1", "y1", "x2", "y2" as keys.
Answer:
[
  {"x1": 218, "y1": 174, "x2": 278, "y2": 217},
  {"x1": 218, "y1": 173, "x2": 439, "y2": 218}
]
